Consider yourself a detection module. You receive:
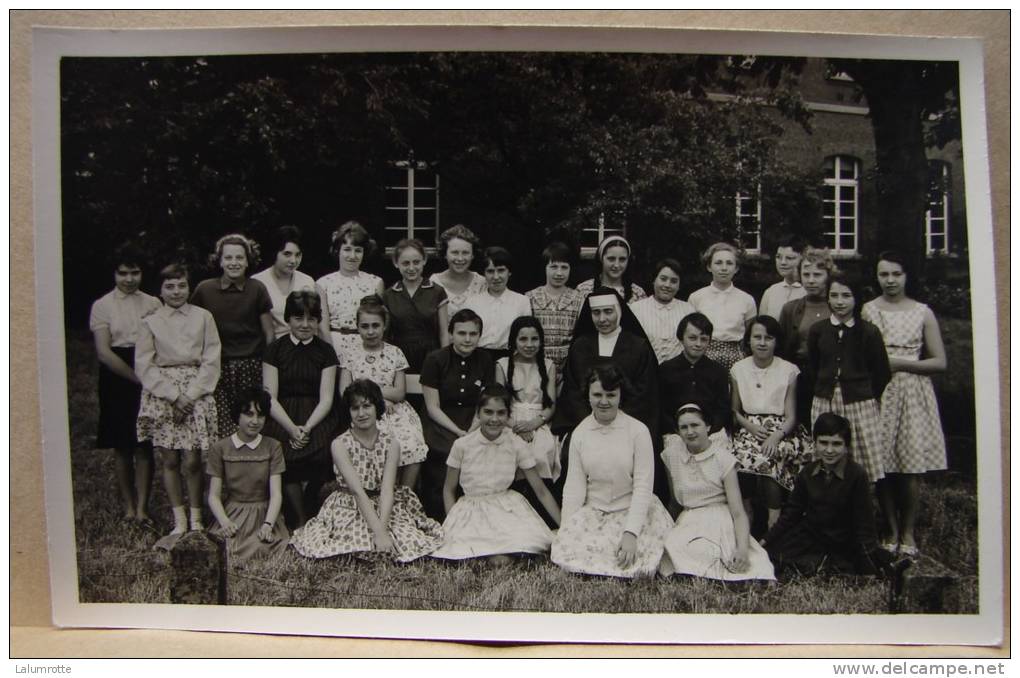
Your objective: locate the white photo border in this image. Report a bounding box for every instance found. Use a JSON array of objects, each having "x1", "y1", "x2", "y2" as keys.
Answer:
[{"x1": 32, "y1": 24, "x2": 1003, "y2": 646}]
